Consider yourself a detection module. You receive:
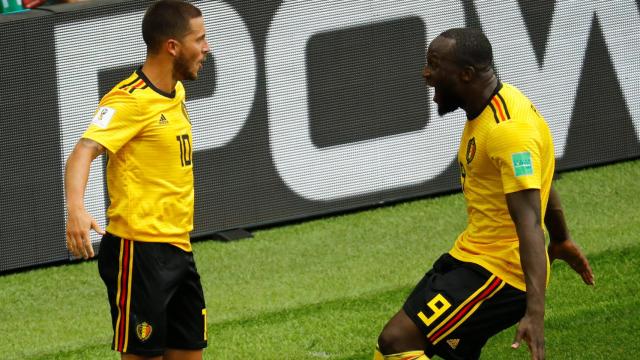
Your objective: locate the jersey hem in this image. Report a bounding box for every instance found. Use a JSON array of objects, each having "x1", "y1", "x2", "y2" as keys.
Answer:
[
  {"x1": 448, "y1": 250, "x2": 527, "y2": 292},
  {"x1": 106, "y1": 228, "x2": 192, "y2": 252}
]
